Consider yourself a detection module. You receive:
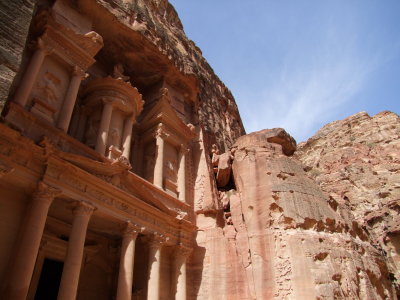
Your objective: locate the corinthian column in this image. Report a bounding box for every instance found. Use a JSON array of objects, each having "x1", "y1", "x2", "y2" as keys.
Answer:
[
  {"x1": 4, "y1": 182, "x2": 60, "y2": 300},
  {"x1": 122, "y1": 117, "x2": 135, "y2": 160},
  {"x1": 57, "y1": 66, "x2": 86, "y2": 132},
  {"x1": 13, "y1": 37, "x2": 51, "y2": 107},
  {"x1": 178, "y1": 145, "x2": 188, "y2": 202},
  {"x1": 153, "y1": 126, "x2": 168, "y2": 189},
  {"x1": 95, "y1": 99, "x2": 113, "y2": 155},
  {"x1": 147, "y1": 234, "x2": 168, "y2": 300},
  {"x1": 57, "y1": 202, "x2": 95, "y2": 300},
  {"x1": 116, "y1": 222, "x2": 143, "y2": 300},
  {"x1": 174, "y1": 245, "x2": 192, "y2": 300}
]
